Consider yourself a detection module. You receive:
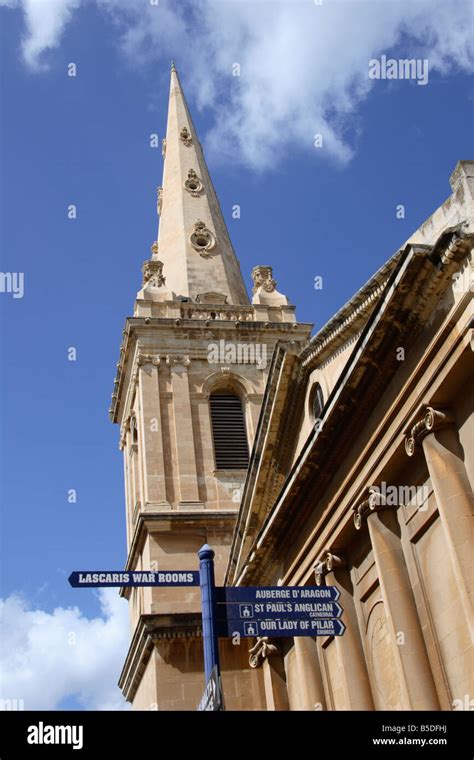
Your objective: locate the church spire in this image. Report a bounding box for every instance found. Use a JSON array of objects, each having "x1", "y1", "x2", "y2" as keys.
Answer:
[{"x1": 147, "y1": 64, "x2": 249, "y2": 305}]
